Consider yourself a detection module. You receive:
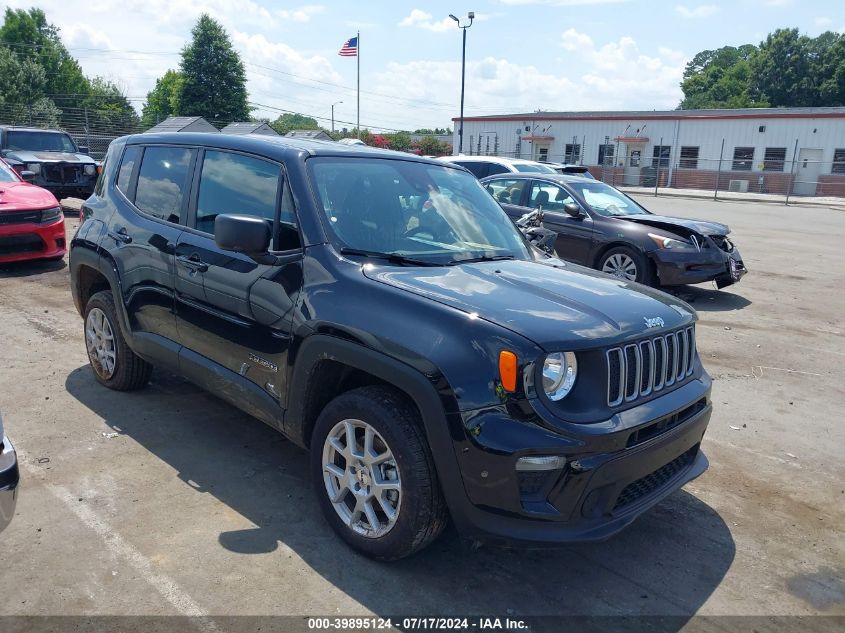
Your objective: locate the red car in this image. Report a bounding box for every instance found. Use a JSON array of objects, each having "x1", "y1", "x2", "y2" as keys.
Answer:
[{"x1": 0, "y1": 158, "x2": 66, "y2": 264}]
